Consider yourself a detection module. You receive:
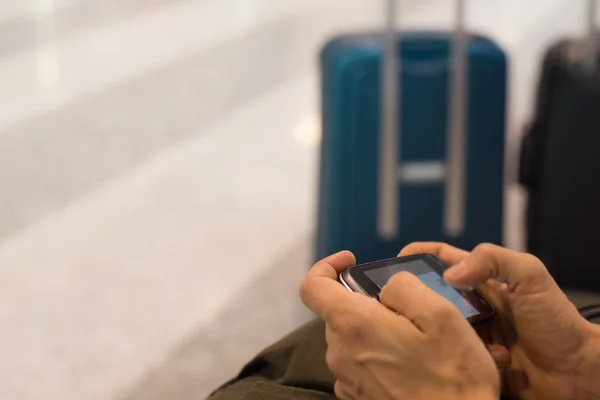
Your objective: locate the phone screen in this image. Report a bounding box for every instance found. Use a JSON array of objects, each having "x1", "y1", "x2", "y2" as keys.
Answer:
[{"x1": 364, "y1": 259, "x2": 480, "y2": 318}]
